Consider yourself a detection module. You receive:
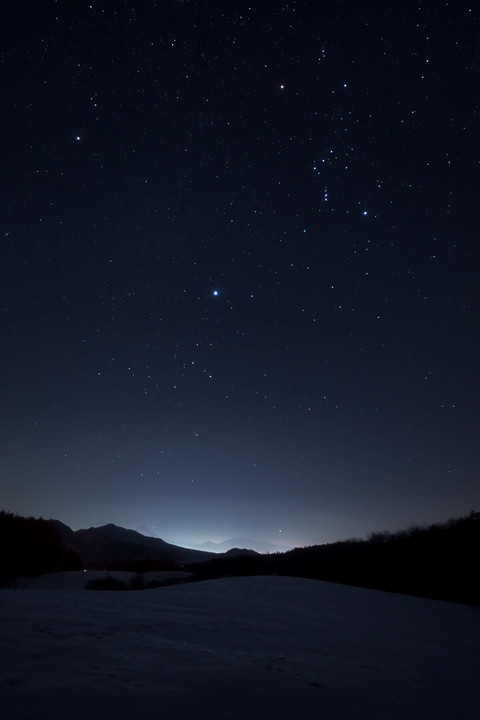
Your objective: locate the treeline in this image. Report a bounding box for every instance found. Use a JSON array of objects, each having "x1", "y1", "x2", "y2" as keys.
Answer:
[
  {"x1": 187, "y1": 512, "x2": 480, "y2": 606},
  {"x1": 0, "y1": 510, "x2": 82, "y2": 582},
  {"x1": 2, "y1": 509, "x2": 478, "y2": 605}
]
